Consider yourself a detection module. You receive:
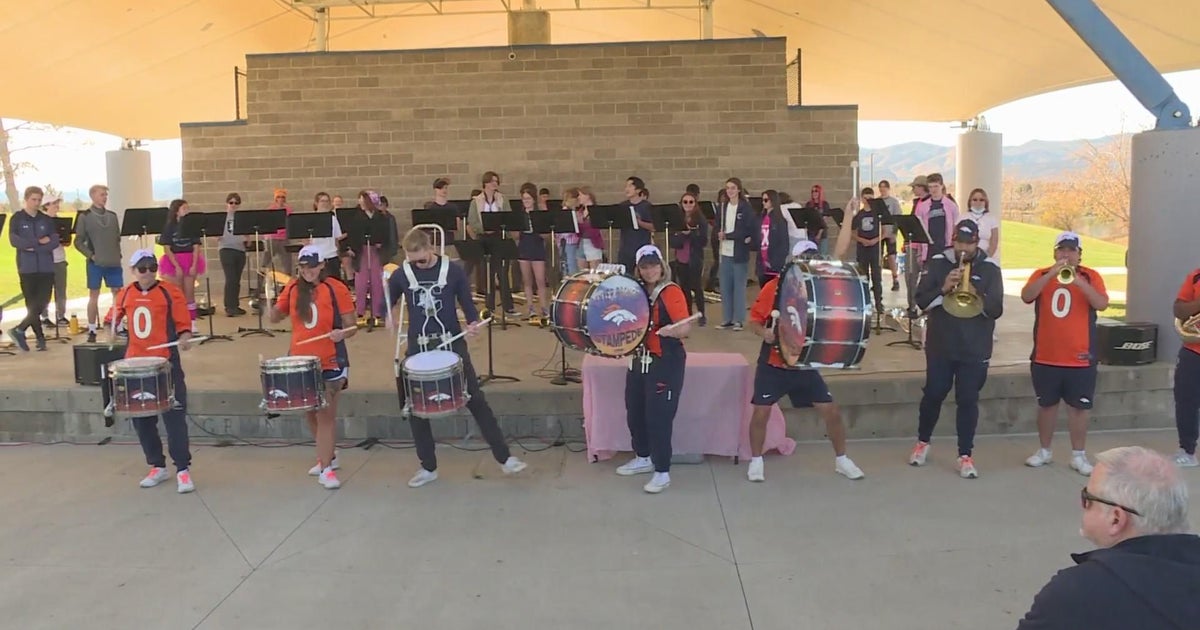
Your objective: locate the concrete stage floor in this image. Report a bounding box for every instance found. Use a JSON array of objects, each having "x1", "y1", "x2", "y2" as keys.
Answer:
[
  {"x1": 0, "y1": 281, "x2": 1175, "y2": 444},
  {"x1": 0, "y1": 430, "x2": 1194, "y2": 630}
]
